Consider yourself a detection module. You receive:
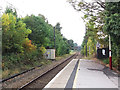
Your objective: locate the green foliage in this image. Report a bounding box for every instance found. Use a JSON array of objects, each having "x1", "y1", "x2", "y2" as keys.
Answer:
[
  {"x1": 2, "y1": 8, "x2": 72, "y2": 57},
  {"x1": 23, "y1": 15, "x2": 52, "y2": 47},
  {"x1": 104, "y1": 2, "x2": 120, "y2": 68},
  {"x1": 40, "y1": 45, "x2": 46, "y2": 55},
  {"x1": 68, "y1": 39, "x2": 74, "y2": 50},
  {"x1": 0, "y1": 19, "x2": 2, "y2": 55},
  {"x1": 22, "y1": 38, "x2": 36, "y2": 52},
  {"x1": 80, "y1": 37, "x2": 87, "y2": 56},
  {"x1": 55, "y1": 28, "x2": 70, "y2": 56},
  {"x1": 69, "y1": 0, "x2": 119, "y2": 68},
  {"x1": 5, "y1": 7, "x2": 17, "y2": 17},
  {"x1": 2, "y1": 13, "x2": 32, "y2": 54},
  {"x1": 80, "y1": 20, "x2": 98, "y2": 57},
  {"x1": 104, "y1": 2, "x2": 120, "y2": 45},
  {"x1": 87, "y1": 37, "x2": 96, "y2": 56},
  {"x1": 2, "y1": 50, "x2": 42, "y2": 71},
  {"x1": 23, "y1": 15, "x2": 71, "y2": 56},
  {"x1": 2, "y1": 7, "x2": 77, "y2": 78},
  {"x1": 69, "y1": 0, "x2": 107, "y2": 57},
  {"x1": 69, "y1": 0, "x2": 105, "y2": 24},
  {"x1": 55, "y1": 22, "x2": 62, "y2": 31},
  {"x1": 102, "y1": 58, "x2": 109, "y2": 64},
  {"x1": 2, "y1": 7, "x2": 78, "y2": 78}
]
